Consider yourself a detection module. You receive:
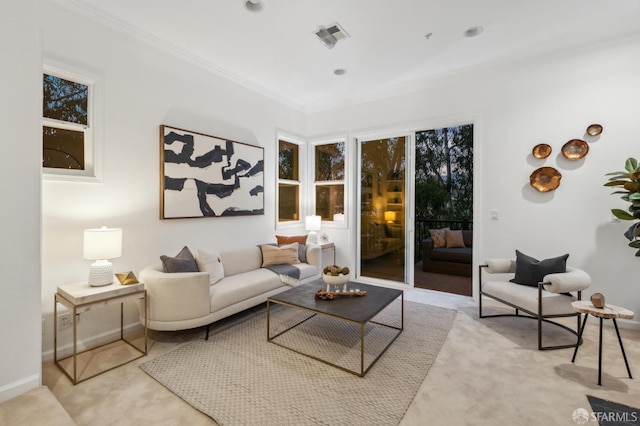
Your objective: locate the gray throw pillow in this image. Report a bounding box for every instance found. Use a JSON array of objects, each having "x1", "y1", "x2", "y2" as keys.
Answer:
[
  {"x1": 297, "y1": 244, "x2": 307, "y2": 263},
  {"x1": 510, "y1": 250, "x2": 569, "y2": 287},
  {"x1": 160, "y1": 246, "x2": 199, "y2": 273}
]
